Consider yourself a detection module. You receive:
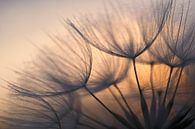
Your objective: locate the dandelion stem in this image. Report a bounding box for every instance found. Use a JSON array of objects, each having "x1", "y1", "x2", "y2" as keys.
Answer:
[
  {"x1": 150, "y1": 63, "x2": 157, "y2": 128},
  {"x1": 162, "y1": 66, "x2": 173, "y2": 105},
  {"x1": 108, "y1": 87, "x2": 127, "y2": 113},
  {"x1": 80, "y1": 112, "x2": 111, "y2": 129},
  {"x1": 38, "y1": 97, "x2": 62, "y2": 129},
  {"x1": 132, "y1": 59, "x2": 143, "y2": 96},
  {"x1": 84, "y1": 87, "x2": 113, "y2": 114},
  {"x1": 133, "y1": 59, "x2": 150, "y2": 129},
  {"x1": 68, "y1": 101, "x2": 111, "y2": 129},
  {"x1": 84, "y1": 86, "x2": 131, "y2": 128},
  {"x1": 114, "y1": 84, "x2": 131, "y2": 113},
  {"x1": 150, "y1": 64, "x2": 155, "y2": 96},
  {"x1": 172, "y1": 67, "x2": 184, "y2": 101},
  {"x1": 107, "y1": 88, "x2": 145, "y2": 129},
  {"x1": 78, "y1": 122, "x2": 98, "y2": 129}
]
